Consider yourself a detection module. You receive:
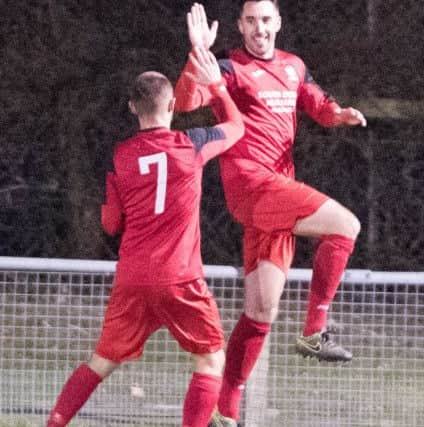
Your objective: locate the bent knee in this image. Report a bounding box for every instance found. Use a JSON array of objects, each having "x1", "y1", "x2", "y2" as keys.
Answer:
[
  {"x1": 89, "y1": 353, "x2": 119, "y2": 379},
  {"x1": 329, "y1": 208, "x2": 361, "y2": 240},
  {"x1": 212, "y1": 349, "x2": 226, "y2": 371},
  {"x1": 343, "y1": 213, "x2": 361, "y2": 240},
  {"x1": 351, "y1": 215, "x2": 361, "y2": 238},
  {"x1": 194, "y1": 349, "x2": 225, "y2": 376},
  {"x1": 246, "y1": 305, "x2": 279, "y2": 324},
  {"x1": 294, "y1": 200, "x2": 361, "y2": 240}
]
